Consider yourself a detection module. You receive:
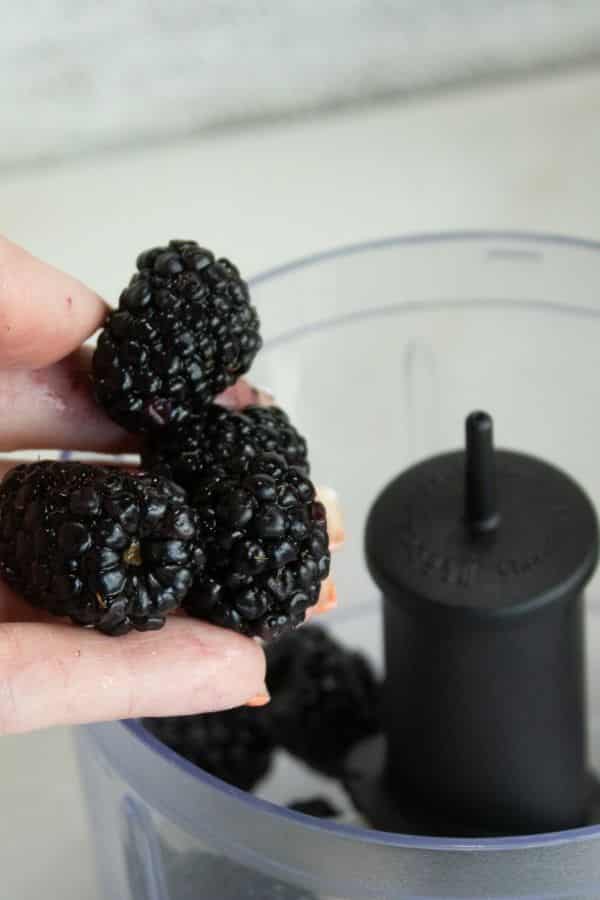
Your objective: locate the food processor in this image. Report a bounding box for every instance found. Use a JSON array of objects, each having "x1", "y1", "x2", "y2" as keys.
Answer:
[{"x1": 75, "y1": 231, "x2": 600, "y2": 898}]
